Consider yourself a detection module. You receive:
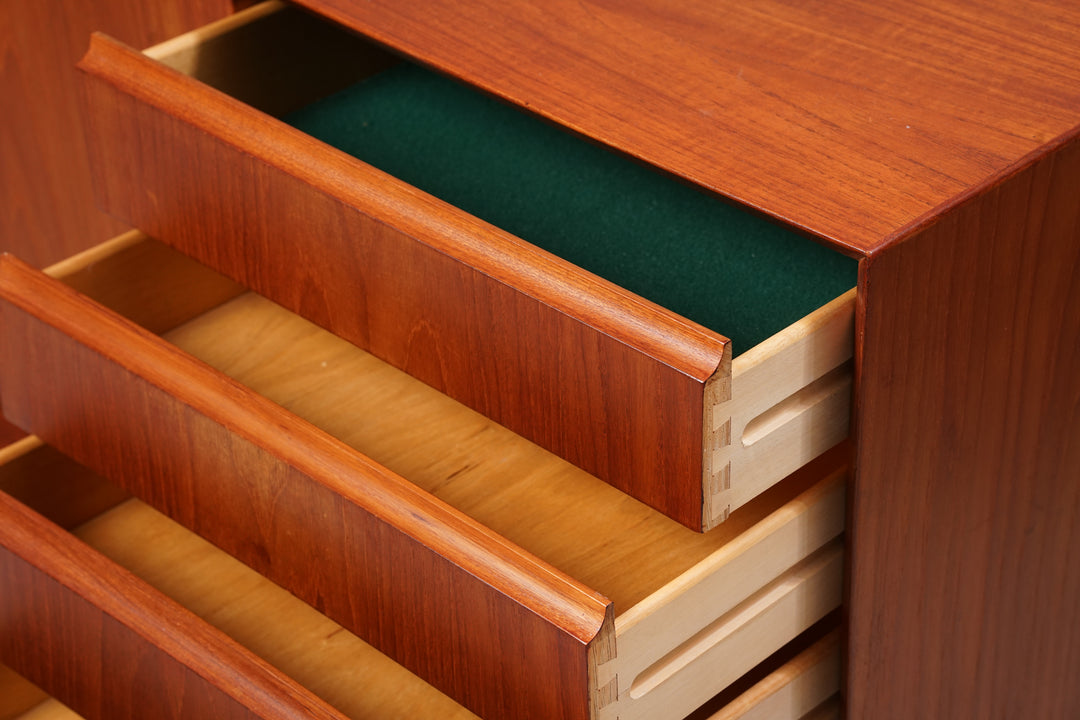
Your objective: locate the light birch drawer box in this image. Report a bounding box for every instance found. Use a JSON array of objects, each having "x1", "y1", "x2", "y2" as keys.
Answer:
[
  {"x1": 77, "y1": 1, "x2": 858, "y2": 532},
  {"x1": 0, "y1": 236, "x2": 844, "y2": 720}
]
